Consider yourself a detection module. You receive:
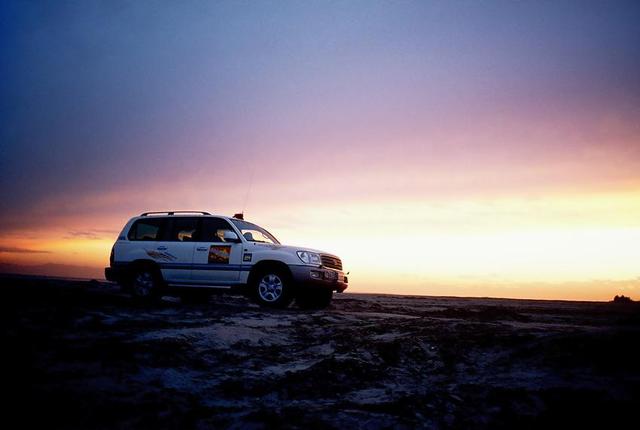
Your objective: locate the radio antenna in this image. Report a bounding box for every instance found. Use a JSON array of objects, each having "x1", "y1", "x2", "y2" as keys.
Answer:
[{"x1": 241, "y1": 166, "x2": 254, "y2": 217}]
